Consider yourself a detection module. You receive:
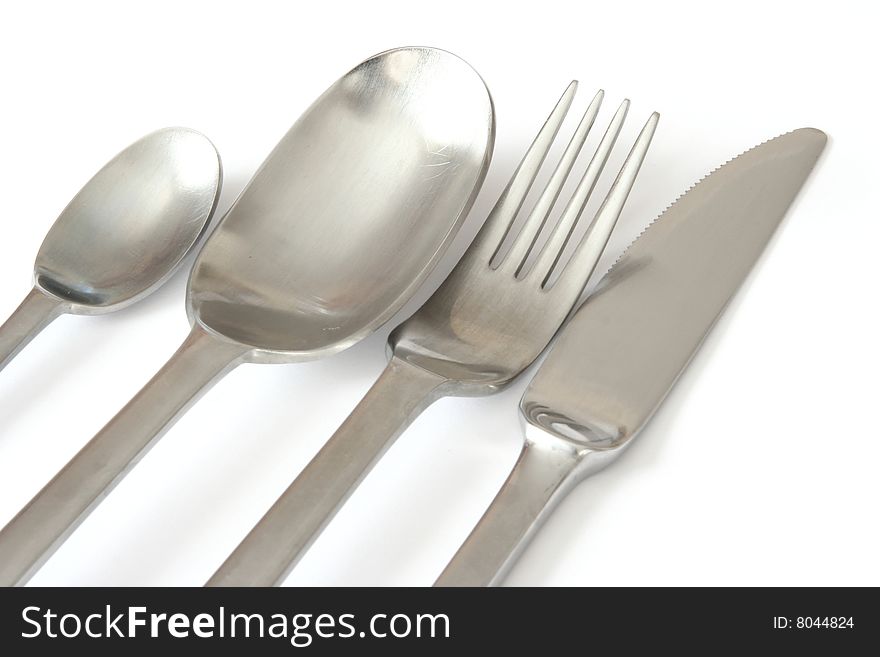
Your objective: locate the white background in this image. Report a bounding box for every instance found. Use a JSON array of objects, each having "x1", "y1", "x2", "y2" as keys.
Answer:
[{"x1": 0, "y1": 0, "x2": 877, "y2": 586}]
